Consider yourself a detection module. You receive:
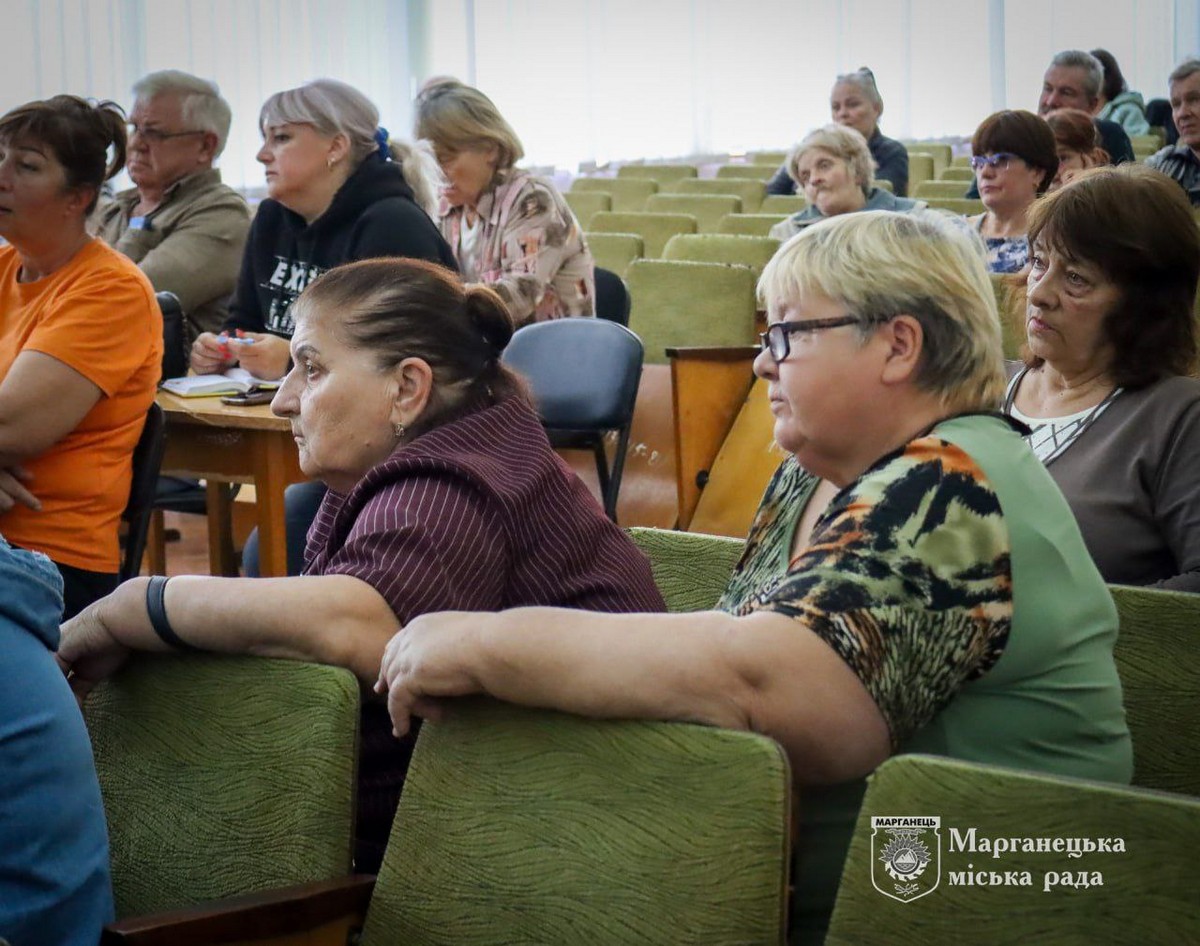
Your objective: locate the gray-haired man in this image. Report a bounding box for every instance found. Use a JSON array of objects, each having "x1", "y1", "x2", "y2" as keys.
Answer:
[{"x1": 1147, "y1": 59, "x2": 1200, "y2": 206}]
